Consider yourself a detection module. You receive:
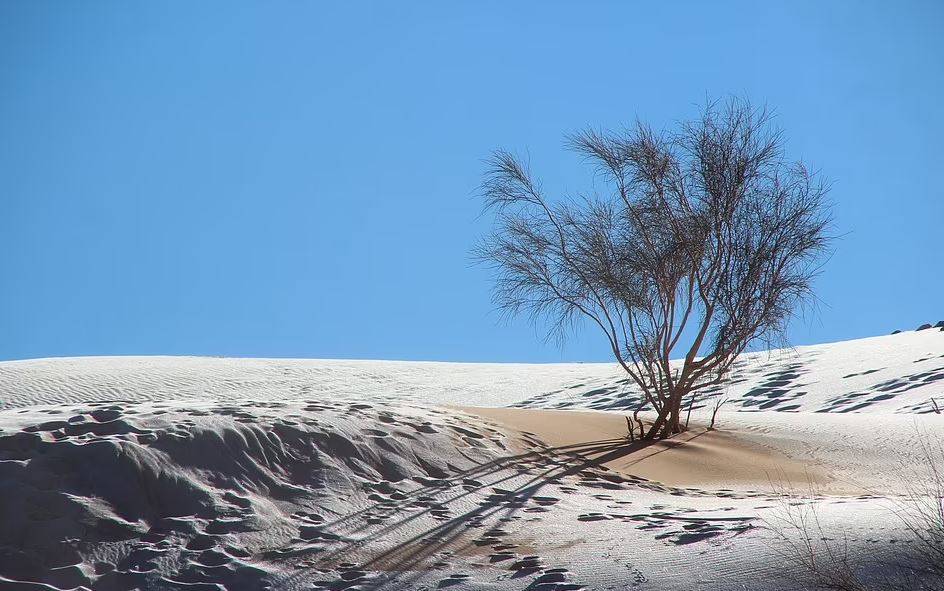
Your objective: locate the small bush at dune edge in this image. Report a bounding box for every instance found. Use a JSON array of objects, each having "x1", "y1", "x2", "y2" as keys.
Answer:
[{"x1": 768, "y1": 432, "x2": 944, "y2": 590}]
